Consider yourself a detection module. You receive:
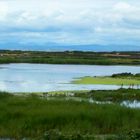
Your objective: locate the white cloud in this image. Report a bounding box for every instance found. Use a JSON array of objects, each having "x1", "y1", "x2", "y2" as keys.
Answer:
[
  {"x1": 114, "y1": 2, "x2": 133, "y2": 12},
  {"x1": 0, "y1": 1, "x2": 8, "y2": 20},
  {"x1": 0, "y1": 0, "x2": 140, "y2": 46}
]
